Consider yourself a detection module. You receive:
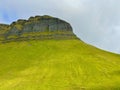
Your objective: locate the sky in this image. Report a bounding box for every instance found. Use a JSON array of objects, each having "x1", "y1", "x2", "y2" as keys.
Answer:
[{"x1": 0, "y1": 0, "x2": 120, "y2": 53}]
